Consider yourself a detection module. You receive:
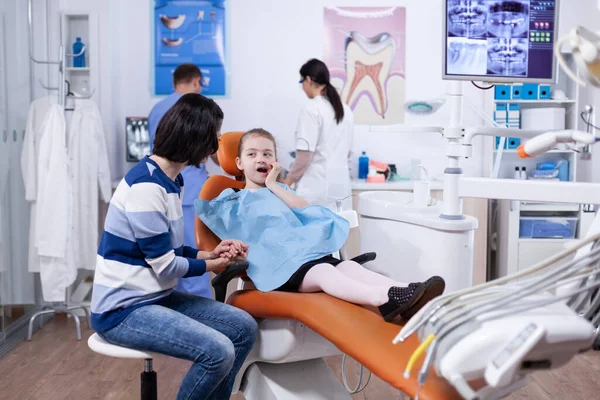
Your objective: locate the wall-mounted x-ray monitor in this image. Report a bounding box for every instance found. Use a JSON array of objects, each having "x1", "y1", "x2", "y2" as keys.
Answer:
[
  {"x1": 126, "y1": 117, "x2": 150, "y2": 162},
  {"x1": 443, "y1": 0, "x2": 559, "y2": 84}
]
